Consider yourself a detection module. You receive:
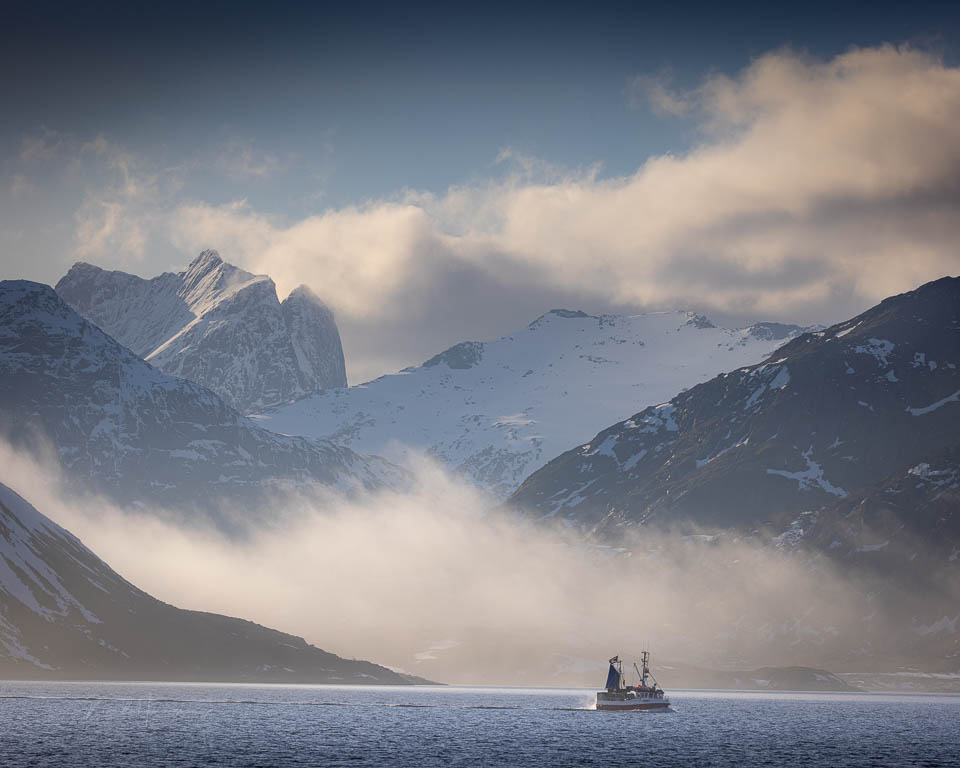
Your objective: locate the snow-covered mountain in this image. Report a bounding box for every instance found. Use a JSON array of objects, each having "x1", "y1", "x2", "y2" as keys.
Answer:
[
  {"x1": 509, "y1": 277, "x2": 960, "y2": 536},
  {"x1": 255, "y1": 309, "x2": 804, "y2": 497},
  {"x1": 0, "y1": 480, "x2": 414, "y2": 683},
  {"x1": 56, "y1": 251, "x2": 347, "y2": 413},
  {"x1": 0, "y1": 280, "x2": 399, "y2": 518}
]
